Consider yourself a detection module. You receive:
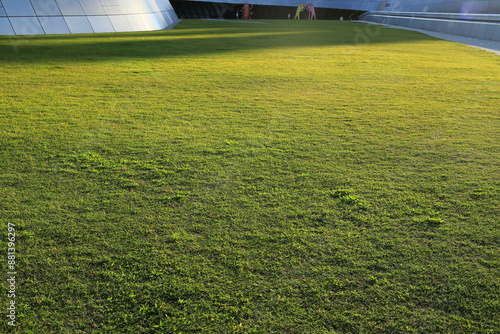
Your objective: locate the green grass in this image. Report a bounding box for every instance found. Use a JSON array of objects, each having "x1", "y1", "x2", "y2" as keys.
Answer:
[{"x1": 1, "y1": 19, "x2": 499, "y2": 333}]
